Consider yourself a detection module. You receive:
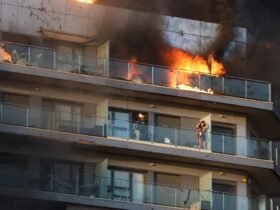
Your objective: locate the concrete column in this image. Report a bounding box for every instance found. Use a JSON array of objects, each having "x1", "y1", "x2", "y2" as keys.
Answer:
[
  {"x1": 201, "y1": 114, "x2": 212, "y2": 150},
  {"x1": 97, "y1": 41, "x2": 110, "y2": 77},
  {"x1": 147, "y1": 171, "x2": 154, "y2": 204},
  {"x1": 258, "y1": 195, "x2": 269, "y2": 210},
  {"x1": 236, "y1": 123, "x2": 247, "y2": 157},
  {"x1": 96, "y1": 99, "x2": 108, "y2": 136},
  {"x1": 95, "y1": 159, "x2": 108, "y2": 198},
  {"x1": 180, "y1": 175, "x2": 199, "y2": 207},
  {"x1": 199, "y1": 172, "x2": 212, "y2": 210},
  {"x1": 148, "y1": 112, "x2": 155, "y2": 141},
  {"x1": 29, "y1": 96, "x2": 42, "y2": 128},
  {"x1": 237, "y1": 182, "x2": 248, "y2": 210},
  {"x1": 82, "y1": 103, "x2": 96, "y2": 133}
]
